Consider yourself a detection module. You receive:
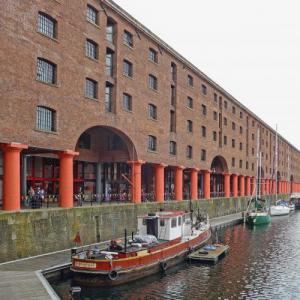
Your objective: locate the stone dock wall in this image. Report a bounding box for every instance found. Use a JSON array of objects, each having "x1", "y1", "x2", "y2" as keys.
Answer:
[{"x1": 0, "y1": 195, "x2": 288, "y2": 262}]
